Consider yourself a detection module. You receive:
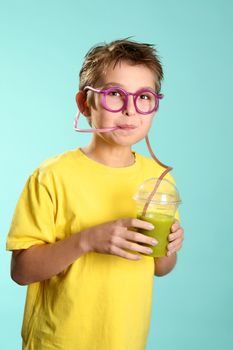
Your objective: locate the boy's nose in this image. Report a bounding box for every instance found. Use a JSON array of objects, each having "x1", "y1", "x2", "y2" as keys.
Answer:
[{"x1": 123, "y1": 95, "x2": 136, "y2": 116}]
